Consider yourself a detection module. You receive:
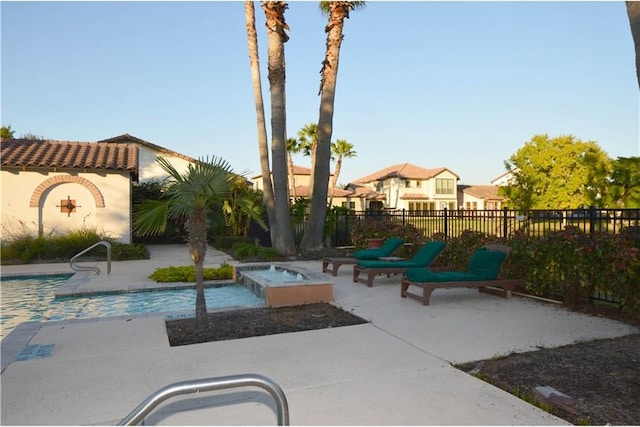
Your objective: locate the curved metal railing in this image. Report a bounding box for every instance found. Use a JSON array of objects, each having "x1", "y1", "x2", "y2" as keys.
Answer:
[
  {"x1": 118, "y1": 374, "x2": 289, "y2": 426},
  {"x1": 70, "y1": 241, "x2": 111, "y2": 275}
]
